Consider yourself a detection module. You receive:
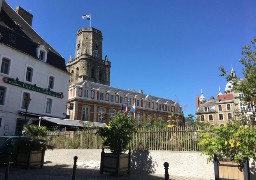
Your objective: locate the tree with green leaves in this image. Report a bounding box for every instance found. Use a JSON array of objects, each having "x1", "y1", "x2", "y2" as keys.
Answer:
[{"x1": 219, "y1": 37, "x2": 256, "y2": 125}]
